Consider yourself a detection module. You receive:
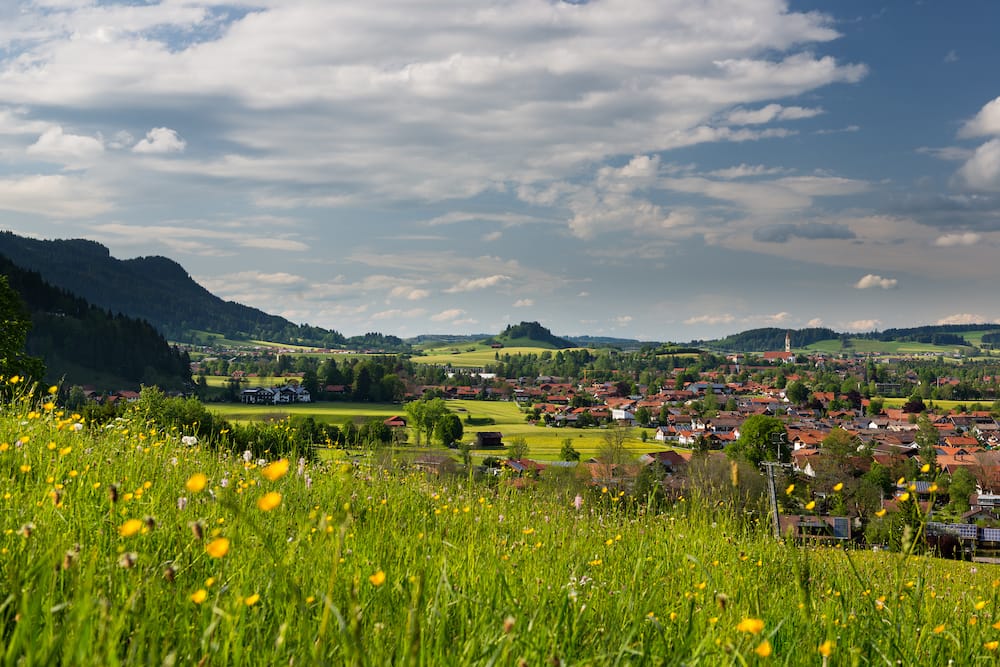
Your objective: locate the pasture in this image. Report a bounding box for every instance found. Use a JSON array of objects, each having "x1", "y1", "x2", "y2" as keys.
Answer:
[
  {"x1": 803, "y1": 338, "x2": 968, "y2": 355},
  {"x1": 2, "y1": 382, "x2": 999, "y2": 665},
  {"x1": 207, "y1": 398, "x2": 665, "y2": 461},
  {"x1": 412, "y1": 346, "x2": 590, "y2": 367}
]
